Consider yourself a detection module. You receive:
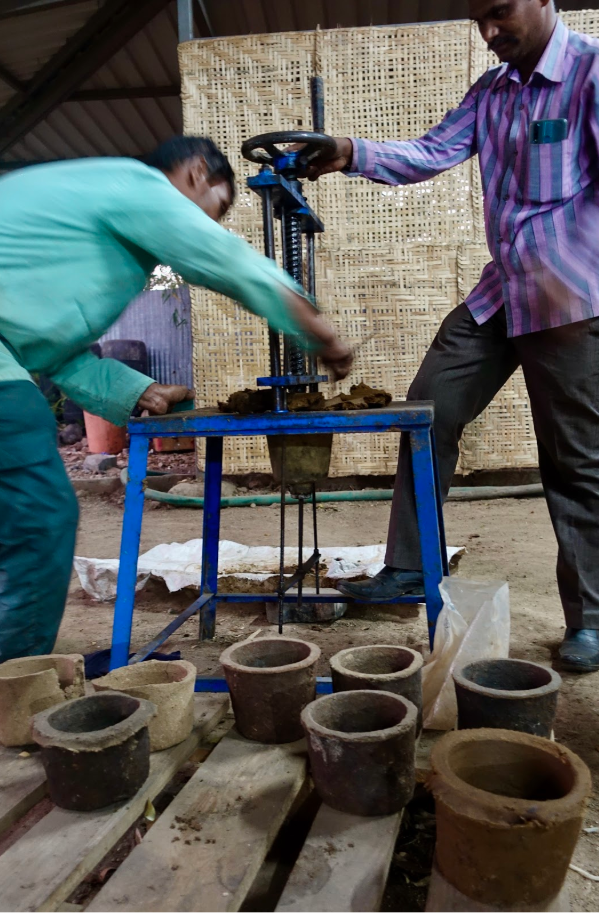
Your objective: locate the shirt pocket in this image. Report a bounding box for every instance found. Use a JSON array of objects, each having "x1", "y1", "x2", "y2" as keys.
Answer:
[{"x1": 523, "y1": 138, "x2": 572, "y2": 204}]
